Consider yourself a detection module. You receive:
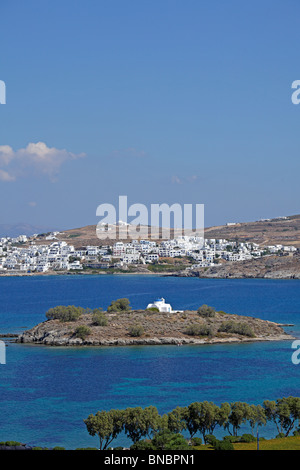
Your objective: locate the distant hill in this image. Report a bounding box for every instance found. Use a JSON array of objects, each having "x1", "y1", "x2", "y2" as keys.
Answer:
[
  {"x1": 0, "y1": 223, "x2": 58, "y2": 238},
  {"x1": 204, "y1": 214, "x2": 300, "y2": 247},
  {"x1": 52, "y1": 214, "x2": 300, "y2": 248},
  {"x1": 5, "y1": 214, "x2": 300, "y2": 248},
  {"x1": 55, "y1": 224, "x2": 157, "y2": 248}
]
